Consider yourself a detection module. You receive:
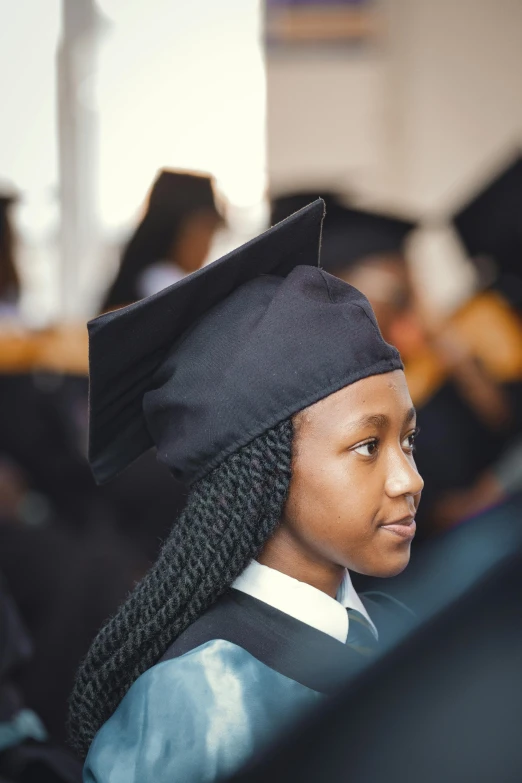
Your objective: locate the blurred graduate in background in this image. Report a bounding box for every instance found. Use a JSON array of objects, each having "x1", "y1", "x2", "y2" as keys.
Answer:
[
  {"x1": 96, "y1": 169, "x2": 228, "y2": 557},
  {"x1": 102, "y1": 169, "x2": 224, "y2": 312},
  {"x1": 0, "y1": 192, "x2": 20, "y2": 321}
]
